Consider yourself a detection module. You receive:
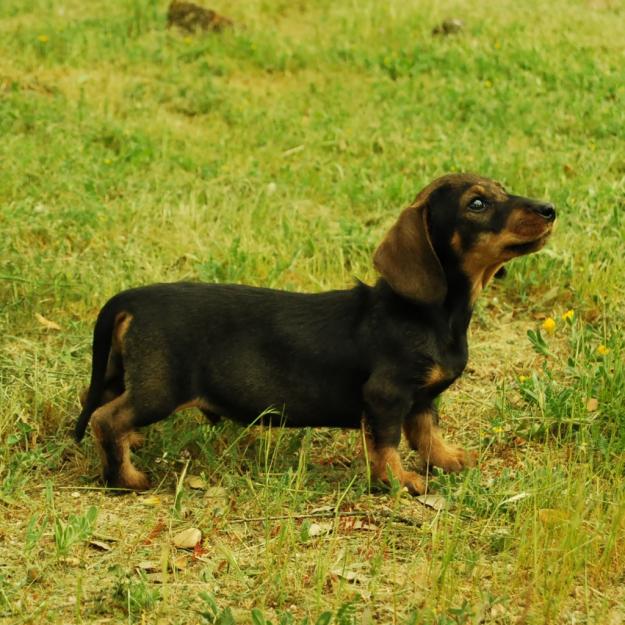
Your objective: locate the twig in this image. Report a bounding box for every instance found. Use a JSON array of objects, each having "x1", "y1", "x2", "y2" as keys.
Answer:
[{"x1": 227, "y1": 509, "x2": 422, "y2": 527}]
